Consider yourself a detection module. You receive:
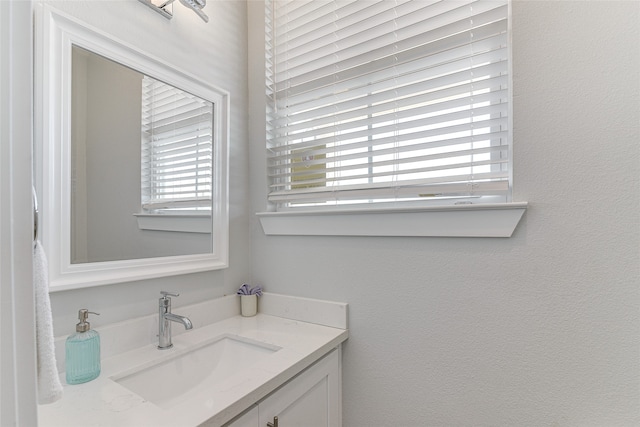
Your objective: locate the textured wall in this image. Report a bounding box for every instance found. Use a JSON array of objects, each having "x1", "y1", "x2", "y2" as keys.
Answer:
[
  {"x1": 249, "y1": 1, "x2": 640, "y2": 426},
  {"x1": 42, "y1": 0, "x2": 250, "y2": 337},
  {"x1": 37, "y1": 0, "x2": 640, "y2": 424}
]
